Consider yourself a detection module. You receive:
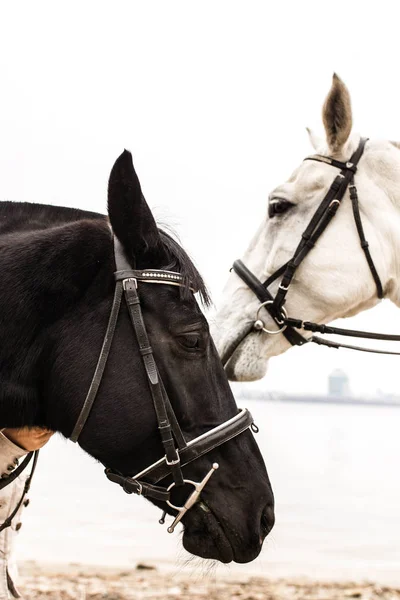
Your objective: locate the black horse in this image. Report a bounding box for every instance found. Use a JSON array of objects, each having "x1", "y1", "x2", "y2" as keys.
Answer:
[{"x1": 0, "y1": 150, "x2": 274, "y2": 563}]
